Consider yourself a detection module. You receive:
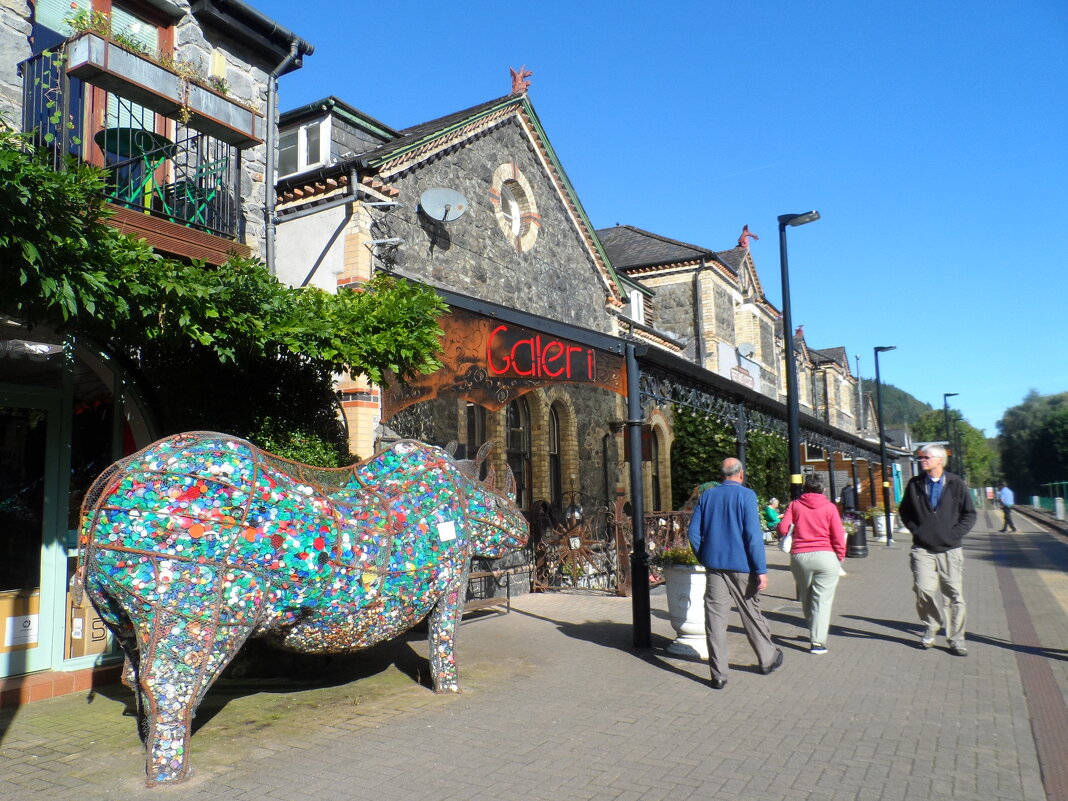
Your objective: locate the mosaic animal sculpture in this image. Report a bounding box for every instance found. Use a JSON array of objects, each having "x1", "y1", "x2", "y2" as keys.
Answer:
[{"x1": 74, "y1": 432, "x2": 528, "y2": 785}]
